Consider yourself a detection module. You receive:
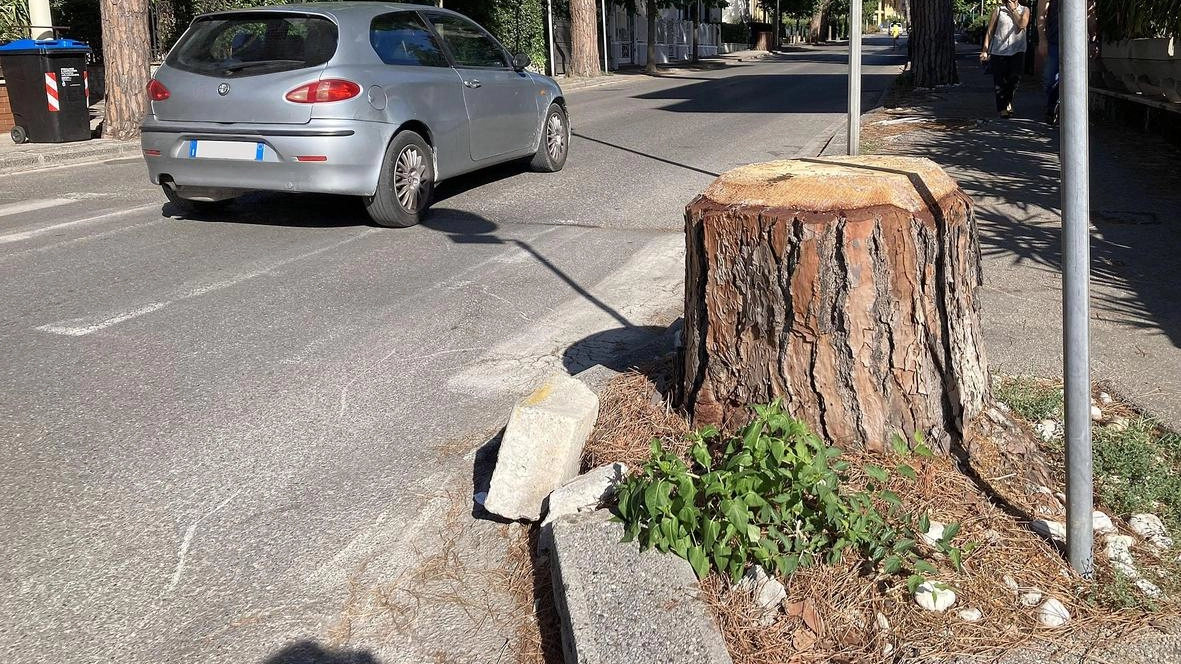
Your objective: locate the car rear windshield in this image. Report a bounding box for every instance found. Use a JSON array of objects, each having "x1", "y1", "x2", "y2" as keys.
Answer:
[{"x1": 166, "y1": 12, "x2": 338, "y2": 78}]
